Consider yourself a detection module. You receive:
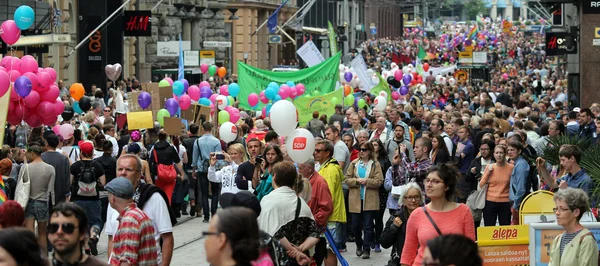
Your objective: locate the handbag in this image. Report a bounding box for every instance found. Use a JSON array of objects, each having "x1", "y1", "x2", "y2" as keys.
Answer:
[
  {"x1": 422, "y1": 206, "x2": 442, "y2": 235},
  {"x1": 467, "y1": 168, "x2": 490, "y2": 211},
  {"x1": 14, "y1": 164, "x2": 31, "y2": 209},
  {"x1": 153, "y1": 149, "x2": 177, "y2": 182}
]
